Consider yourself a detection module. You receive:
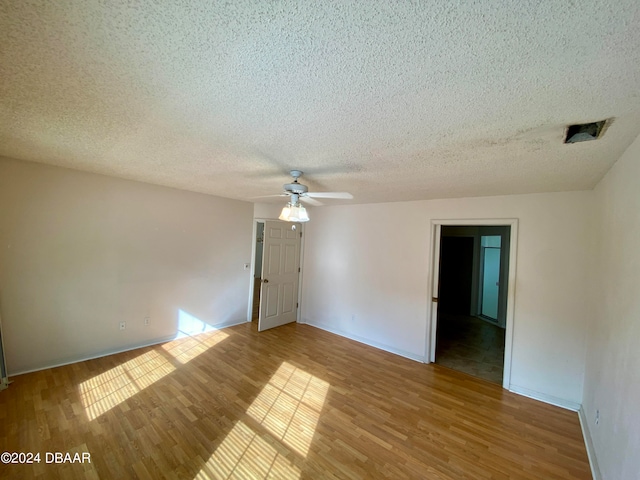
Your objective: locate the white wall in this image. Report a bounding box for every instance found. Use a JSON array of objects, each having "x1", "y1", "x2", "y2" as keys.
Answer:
[
  {"x1": 253, "y1": 202, "x2": 285, "y2": 220},
  {"x1": 0, "y1": 158, "x2": 254, "y2": 374},
  {"x1": 301, "y1": 190, "x2": 593, "y2": 407},
  {"x1": 582, "y1": 134, "x2": 640, "y2": 479}
]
